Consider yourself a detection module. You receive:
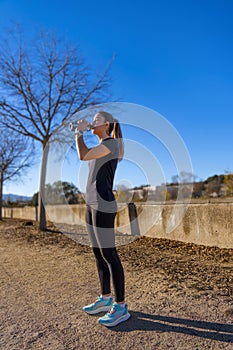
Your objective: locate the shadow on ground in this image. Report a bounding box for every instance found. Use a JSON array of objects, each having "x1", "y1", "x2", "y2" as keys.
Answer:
[{"x1": 110, "y1": 311, "x2": 233, "y2": 343}]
